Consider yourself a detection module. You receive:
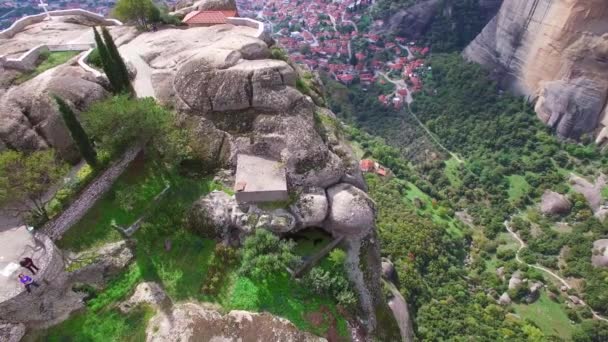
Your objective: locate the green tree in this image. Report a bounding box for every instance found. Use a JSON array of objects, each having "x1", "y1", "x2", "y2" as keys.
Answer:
[
  {"x1": 113, "y1": 0, "x2": 160, "y2": 30},
  {"x1": 101, "y1": 27, "x2": 133, "y2": 95},
  {"x1": 93, "y1": 27, "x2": 123, "y2": 94},
  {"x1": 239, "y1": 229, "x2": 298, "y2": 278},
  {"x1": 54, "y1": 96, "x2": 98, "y2": 168},
  {"x1": 82, "y1": 95, "x2": 188, "y2": 164},
  {"x1": 0, "y1": 150, "x2": 68, "y2": 223}
]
